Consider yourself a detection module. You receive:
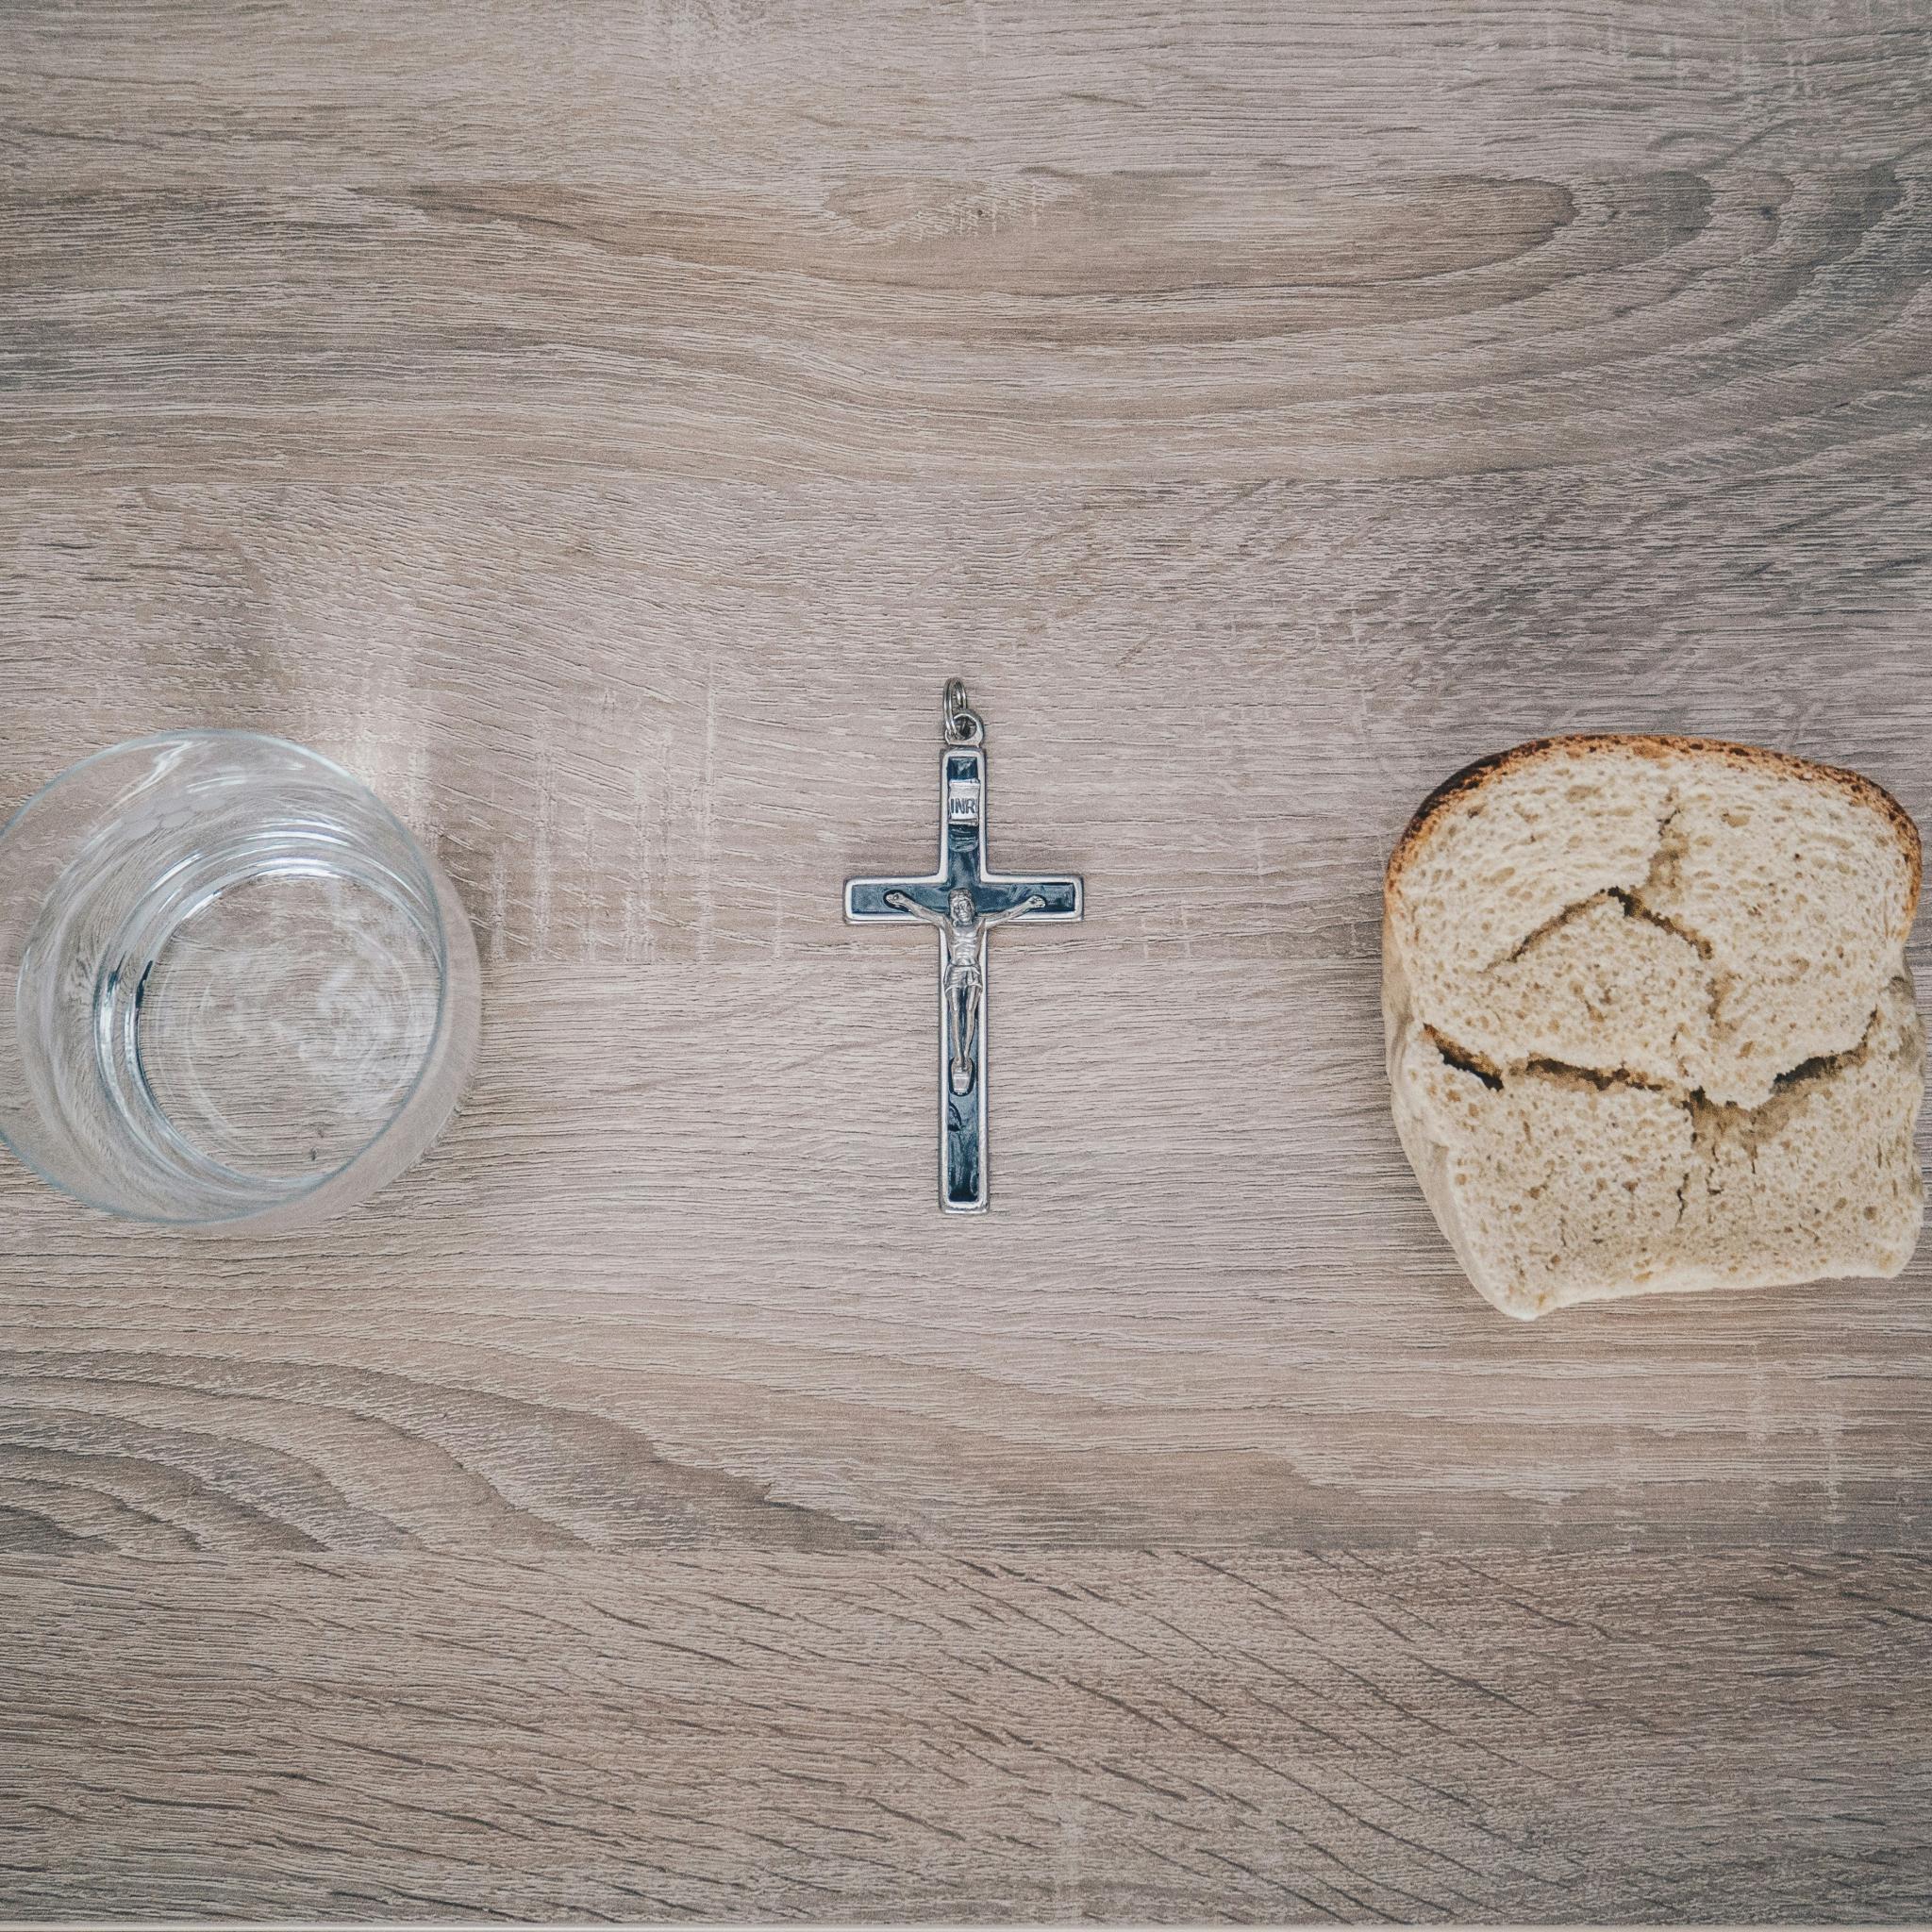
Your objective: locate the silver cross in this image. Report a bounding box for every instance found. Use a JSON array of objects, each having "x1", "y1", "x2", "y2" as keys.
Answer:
[{"x1": 844, "y1": 682, "x2": 1084, "y2": 1212}]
